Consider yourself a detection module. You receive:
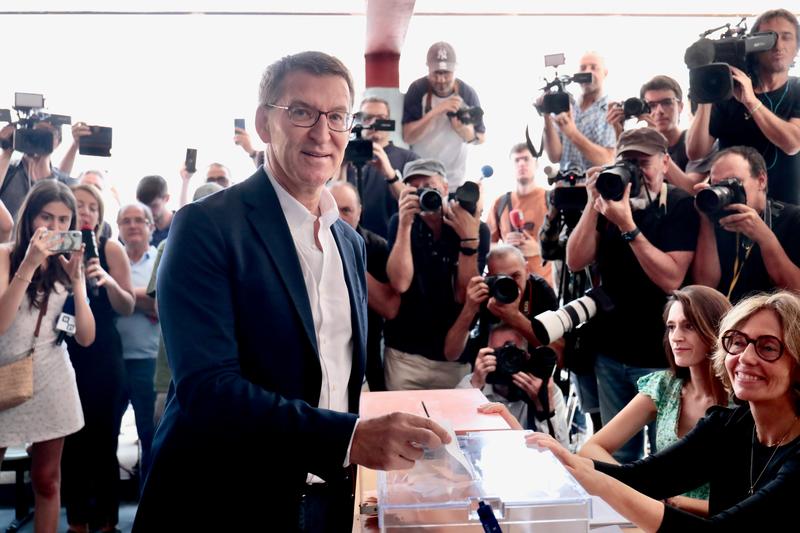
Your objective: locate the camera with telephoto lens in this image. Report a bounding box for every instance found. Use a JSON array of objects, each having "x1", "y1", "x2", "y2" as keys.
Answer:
[
  {"x1": 449, "y1": 181, "x2": 481, "y2": 216},
  {"x1": 446, "y1": 106, "x2": 484, "y2": 125},
  {"x1": 623, "y1": 97, "x2": 651, "y2": 119},
  {"x1": 531, "y1": 286, "x2": 613, "y2": 345},
  {"x1": 344, "y1": 116, "x2": 396, "y2": 167},
  {"x1": 596, "y1": 159, "x2": 644, "y2": 201},
  {"x1": 684, "y1": 18, "x2": 777, "y2": 103},
  {"x1": 0, "y1": 93, "x2": 71, "y2": 155},
  {"x1": 484, "y1": 275, "x2": 519, "y2": 305},
  {"x1": 694, "y1": 178, "x2": 747, "y2": 216}
]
